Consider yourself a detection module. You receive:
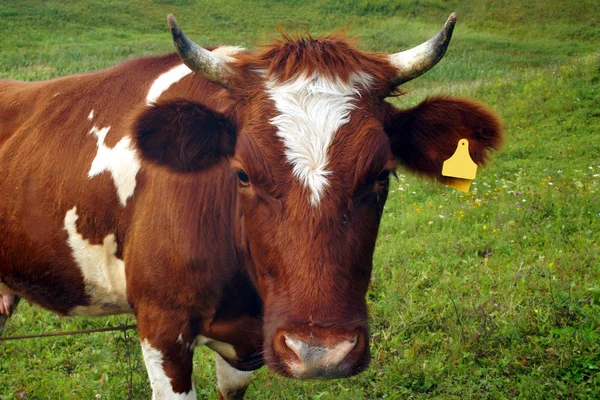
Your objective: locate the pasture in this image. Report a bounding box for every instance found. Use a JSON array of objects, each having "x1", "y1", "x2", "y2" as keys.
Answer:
[{"x1": 1, "y1": 0, "x2": 598, "y2": 398}]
